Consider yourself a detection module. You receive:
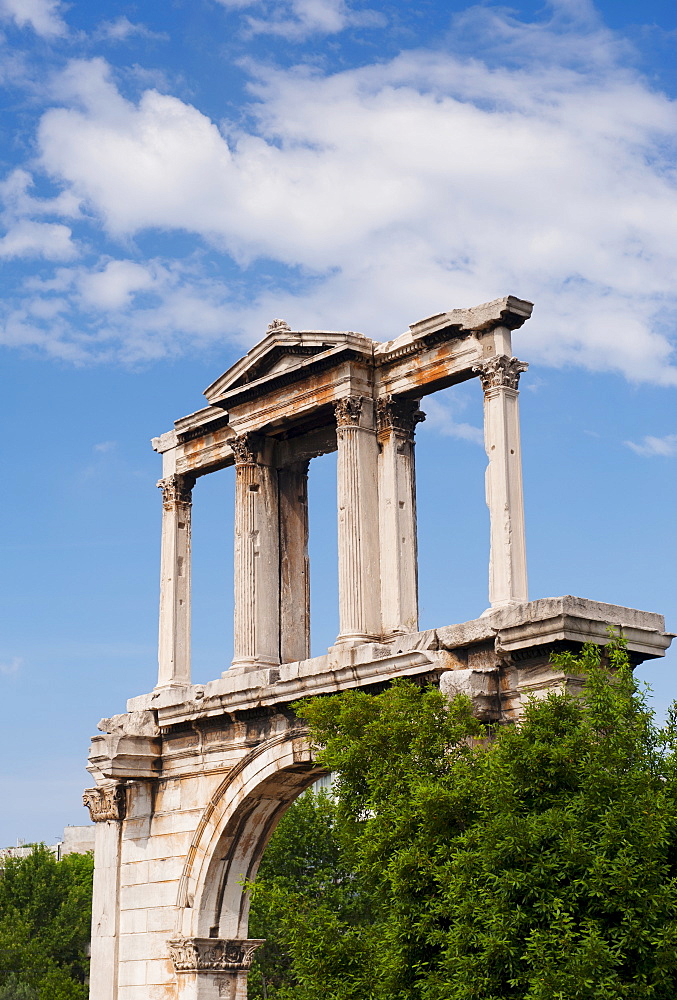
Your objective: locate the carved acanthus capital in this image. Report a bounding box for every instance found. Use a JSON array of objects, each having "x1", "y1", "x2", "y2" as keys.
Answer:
[
  {"x1": 168, "y1": 938, "x2": 265, "y2": 974},
  {"x1": 266, "y1": 318, "x2": 291, "y2": 334},
  {"x1": 473, "y1": 356, "x2": 528, "y2": 392},
  {"x1": 376, "y1": 396, "x2": 426, "y2": 437},
  {"x1": 230, "y1": 433, "x2": 259, "y2": 466},
  {"x1": 334, "y1": 396, "x2": 364, "y2": 427},
  {"x1": 157, "y1": 474, "x2": 195, "y2": 508},
  {"x1": 83, "y1": 784, "x2": 126, "y2": 822}
]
